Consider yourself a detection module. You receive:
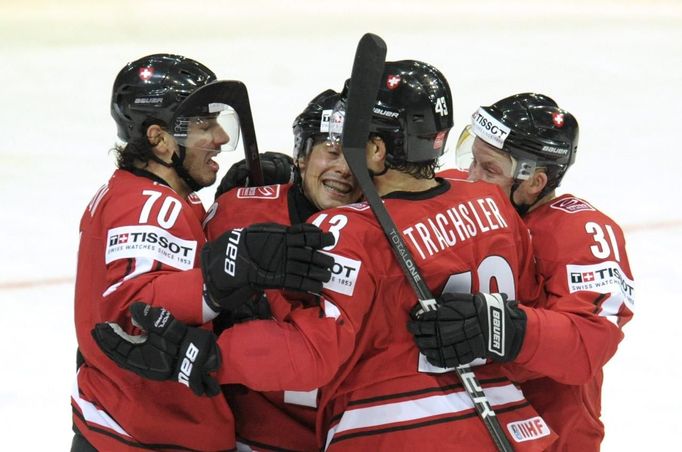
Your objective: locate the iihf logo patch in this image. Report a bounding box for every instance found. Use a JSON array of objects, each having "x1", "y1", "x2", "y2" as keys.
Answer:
[
  {"x1": 139, "y1": 66, "x2": 154, "y2": 81},
  {"x1": 506, "y1": 417, "x2": 551, "y2": 442},
  {"x1": 386, "y1": 74, "x2": 401, "y2": 90},
  {"x1": 236, "y1": 185, "x2": 281, "y2": 199},
  {"x1": 549, "y1": 197, "x2": 595, "y2": 214}
]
